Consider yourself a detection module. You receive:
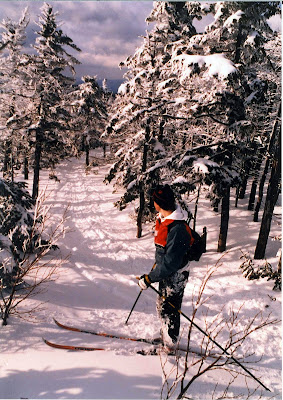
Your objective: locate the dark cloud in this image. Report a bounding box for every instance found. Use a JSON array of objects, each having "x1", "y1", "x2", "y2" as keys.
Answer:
[{"x1": 0, "y1": 1, "x2": 154, "y2": 80}]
